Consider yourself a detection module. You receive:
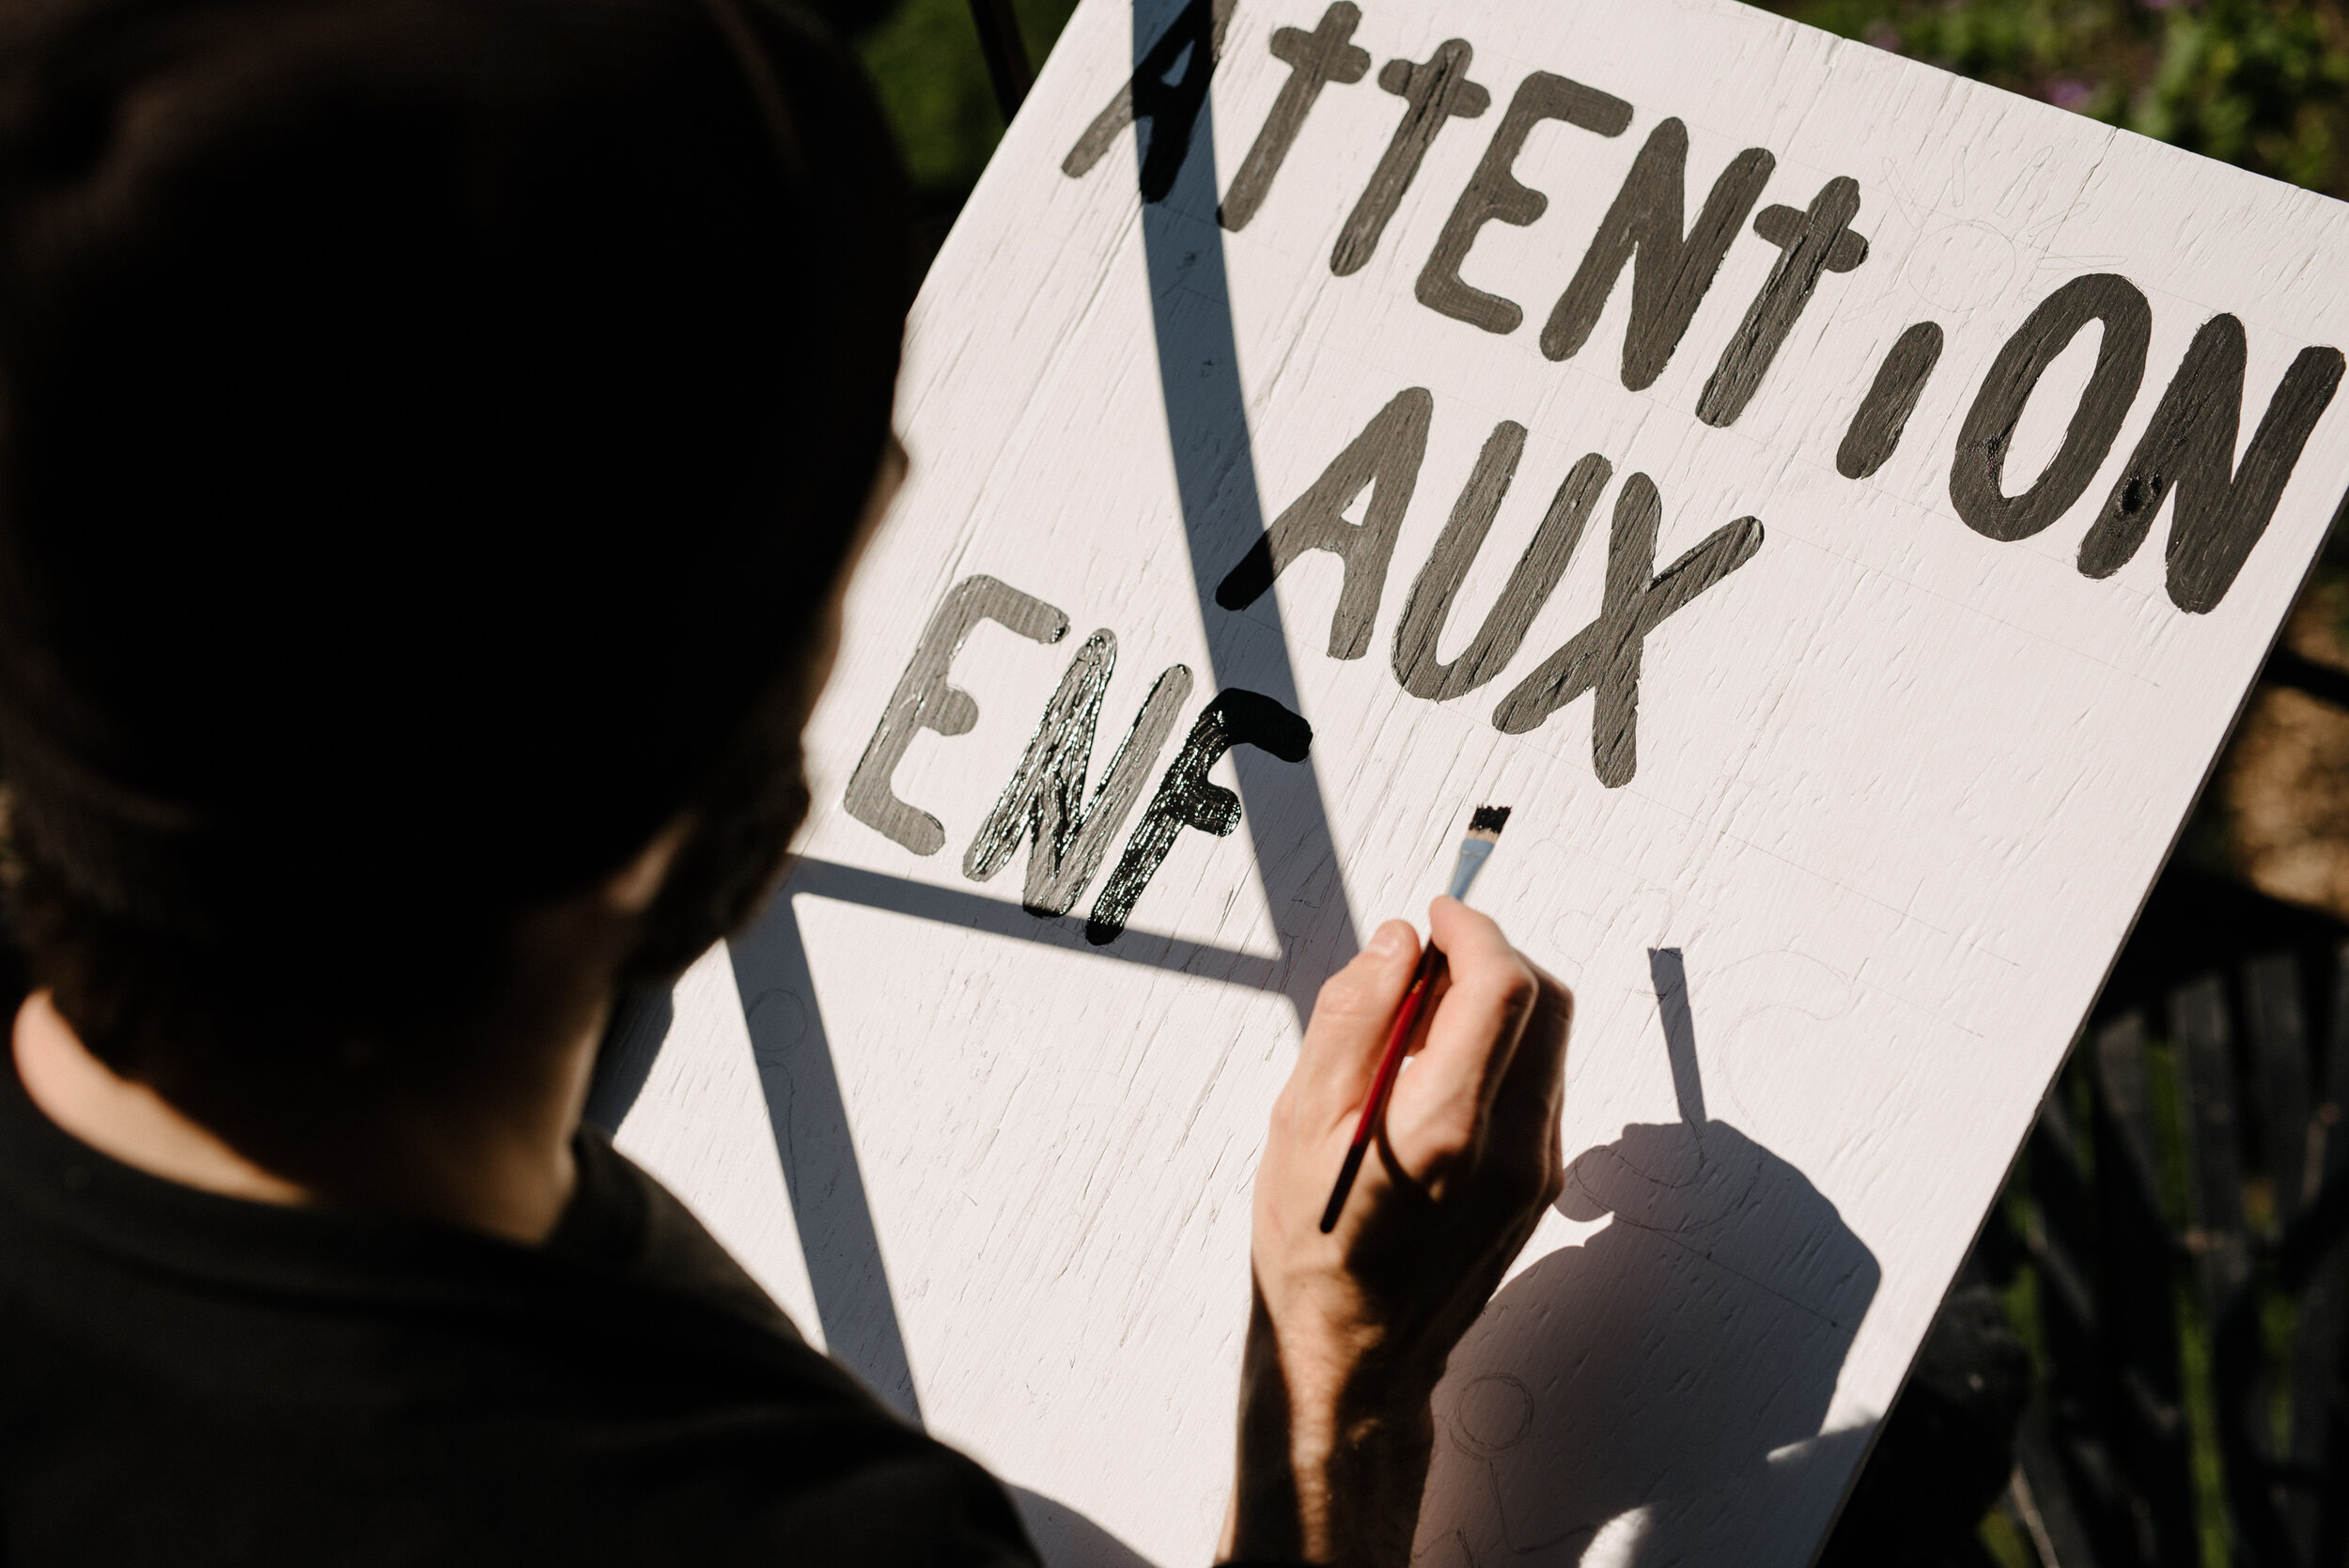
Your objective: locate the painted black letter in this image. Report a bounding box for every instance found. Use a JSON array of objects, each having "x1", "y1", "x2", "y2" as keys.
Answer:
[
  {"x1": 964, "y1": 632, "x2": 1195, "y2": 915},
  {"x1": 1492, "y1": 475, "x2": 1763, "y2": 787},
  {"x1": 1062, "y1": 0, "x2": 1235, "y2": 203},
  {"x1": 1542, "y1": 120, "x2": 1774, "y2": 388},
  {"x1": 1085, "y1": 690, "x2": 1314, "y2": 943},
  {"x1": 1216, "y1": 387, "x2": 1434, "y2": 659},
  {"x1": 1417, "y1": 72, "x2": 1631, "y2": 334},
  {"x1": 2077, "y1": 317, "x2": 2343, "y2": 613},
  {"x1": 1950, "y1": 273, "x2": 2150, "y2": 543},
  {"x1": 1837, "y1": 322, "x2": 1944, "y2": 480},
  {"x1": 847, "y1": 575, "x2": 1068, "y2": 854},
  {"x1": 1330, "y1": 41, "x2": 1489, "y2": 278},
  {"x1": 1394, "y1": 437, "x2": 1610, "y2": 701},
  {"x1": 1696, "y1": 176, "x2": 1870, "y2": 427},
  {"x1": 1219, "y1": 4, "x2": 1370, "y2": 231}
]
